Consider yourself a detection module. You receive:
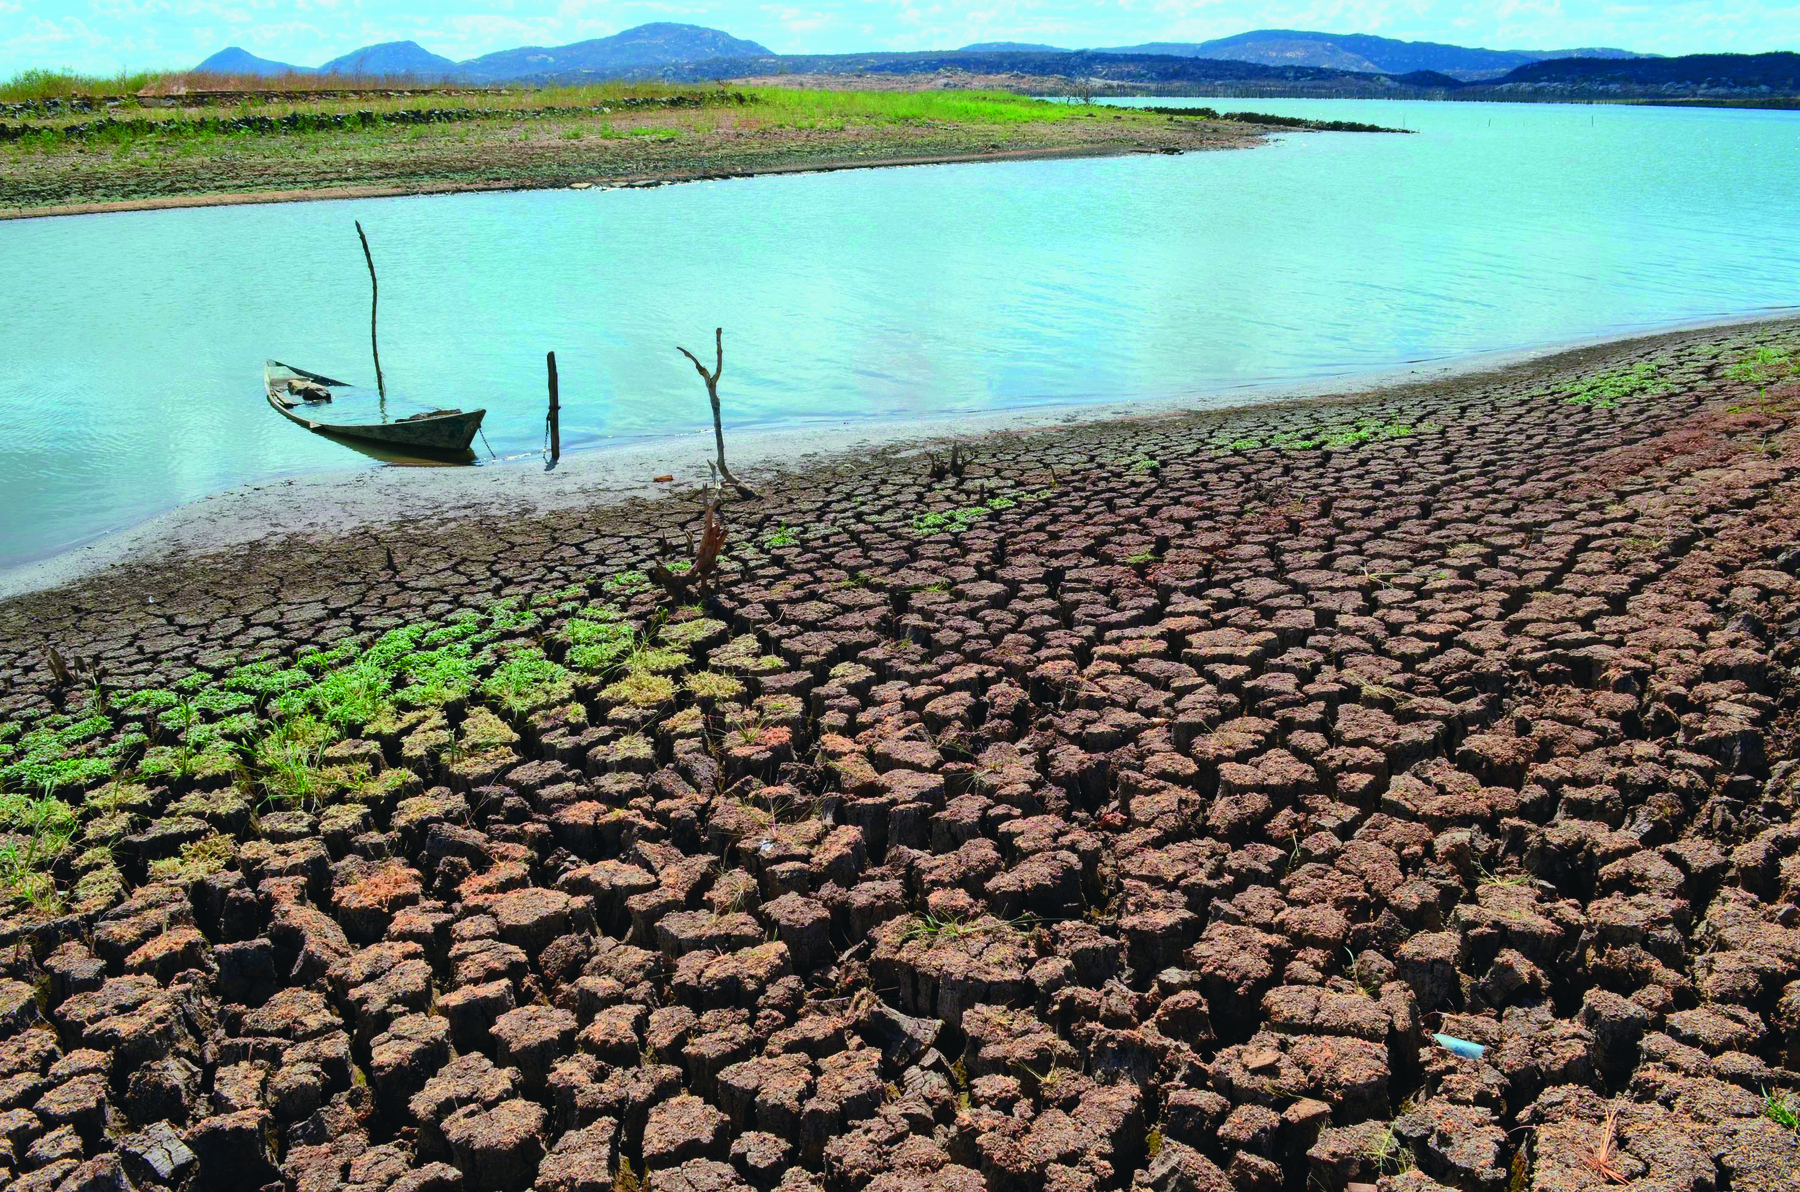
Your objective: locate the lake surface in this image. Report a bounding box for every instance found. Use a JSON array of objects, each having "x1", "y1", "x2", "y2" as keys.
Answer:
[{"x1": 2, "y1": 99, "x2": 1797, "y2": 570}]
